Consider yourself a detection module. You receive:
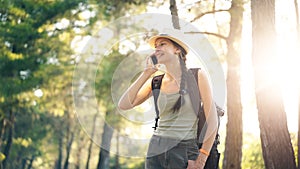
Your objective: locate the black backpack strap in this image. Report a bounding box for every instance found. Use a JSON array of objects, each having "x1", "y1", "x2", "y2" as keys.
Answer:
[
  {"x1": 190, "y1": 68, "x2": 222, "y2": 145},
  {"x1": 189, "y1": 68, "x2": 201, "y2": 100},
  {"x1": 151, "y1": 74, "x2": 164, "y2": 130},
  {"x1": 190, "y1": 69, "x2": 224, "y2": 116},
  {"x1": 189, "y1": 68, "x2": 206, "y2": 142},
  {"x1": 190, "y1": 68, "x2": 222, "y2": 168}
]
